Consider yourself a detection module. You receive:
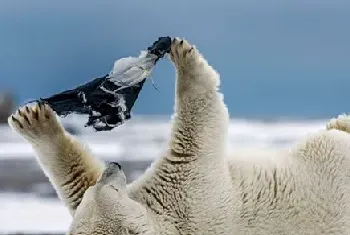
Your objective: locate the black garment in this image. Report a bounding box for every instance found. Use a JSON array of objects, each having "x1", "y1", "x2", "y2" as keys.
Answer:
[{"x1": 32, "y1": 36, "x2": 171, "y2": 131}]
